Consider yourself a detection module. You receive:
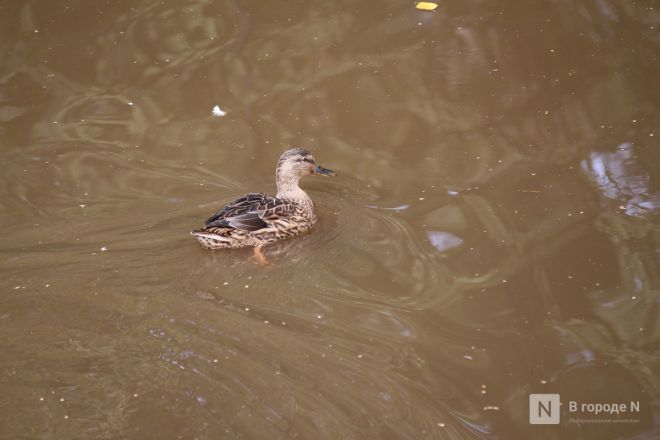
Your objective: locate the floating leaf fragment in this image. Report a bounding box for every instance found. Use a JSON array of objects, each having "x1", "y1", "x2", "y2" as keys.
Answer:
[
  {"x1": 211, "y1": 105, "x2": 226, "y2": 117},
  {"x1": 416, "y1": 2, "x2": 439, "y2": 11}
]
